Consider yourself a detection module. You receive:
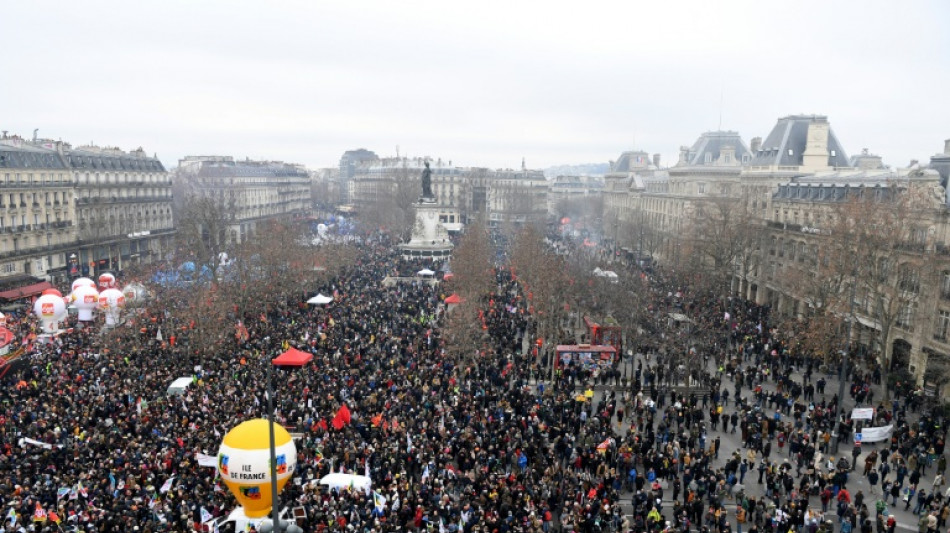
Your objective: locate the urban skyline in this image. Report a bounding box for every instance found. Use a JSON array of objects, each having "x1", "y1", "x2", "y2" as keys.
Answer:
[{"x1": 2, "y1": 1, "x2": 948, "y2": 171}]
